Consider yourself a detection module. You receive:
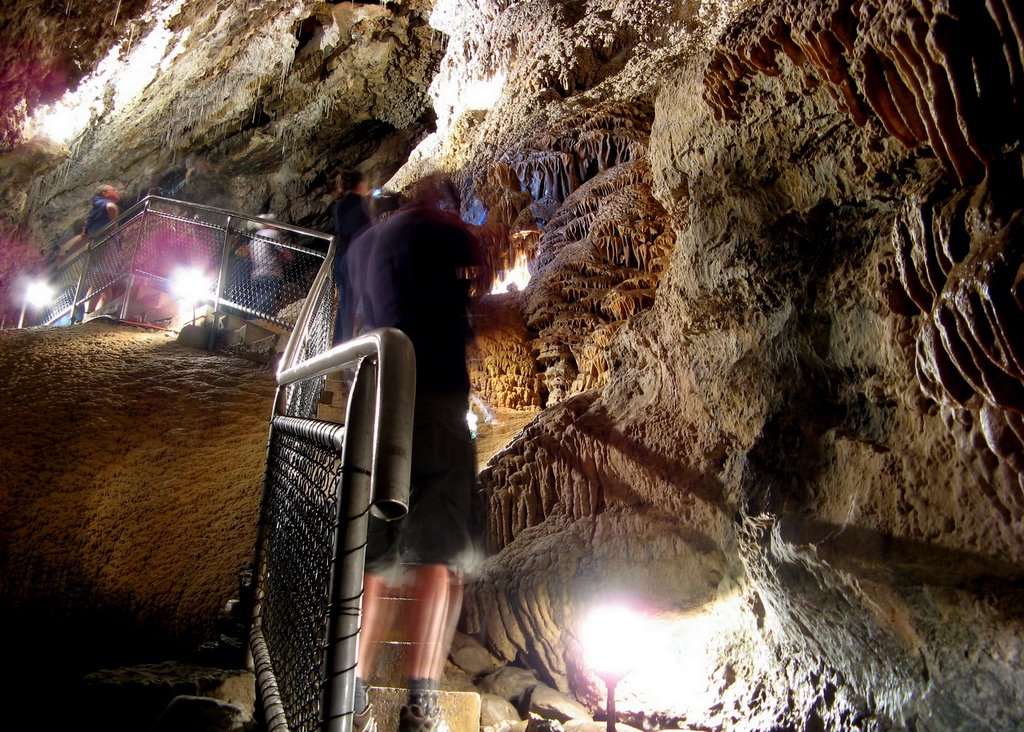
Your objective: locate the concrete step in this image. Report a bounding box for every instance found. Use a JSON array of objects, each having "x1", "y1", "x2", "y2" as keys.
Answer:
[{"x1": 367, "y1": 686, "x2": 480, "y2": 732}]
